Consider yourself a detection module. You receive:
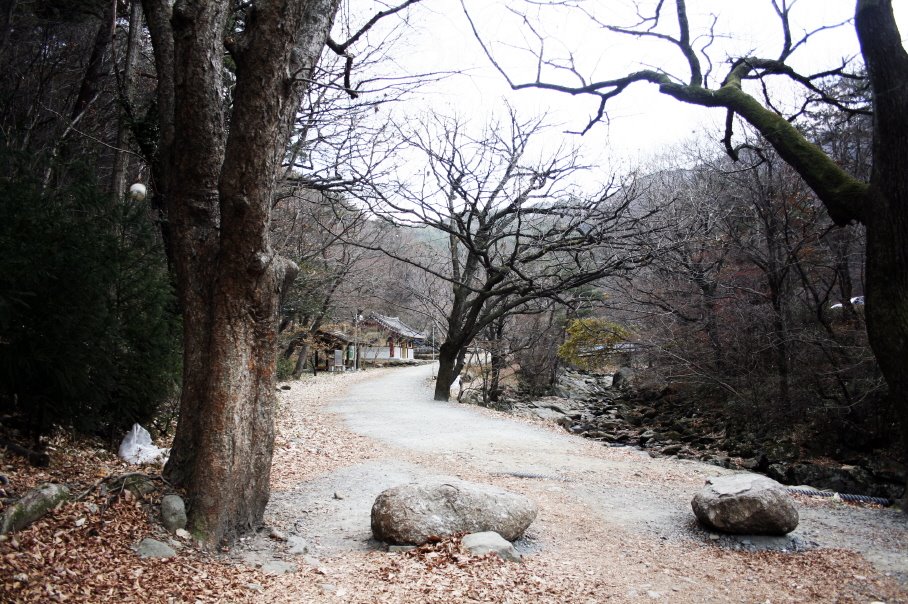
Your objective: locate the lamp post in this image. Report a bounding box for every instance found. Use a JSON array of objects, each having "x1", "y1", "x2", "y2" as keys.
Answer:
[{"x1": 353, "y1": 310, "x2": 362, "y2": 371}]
